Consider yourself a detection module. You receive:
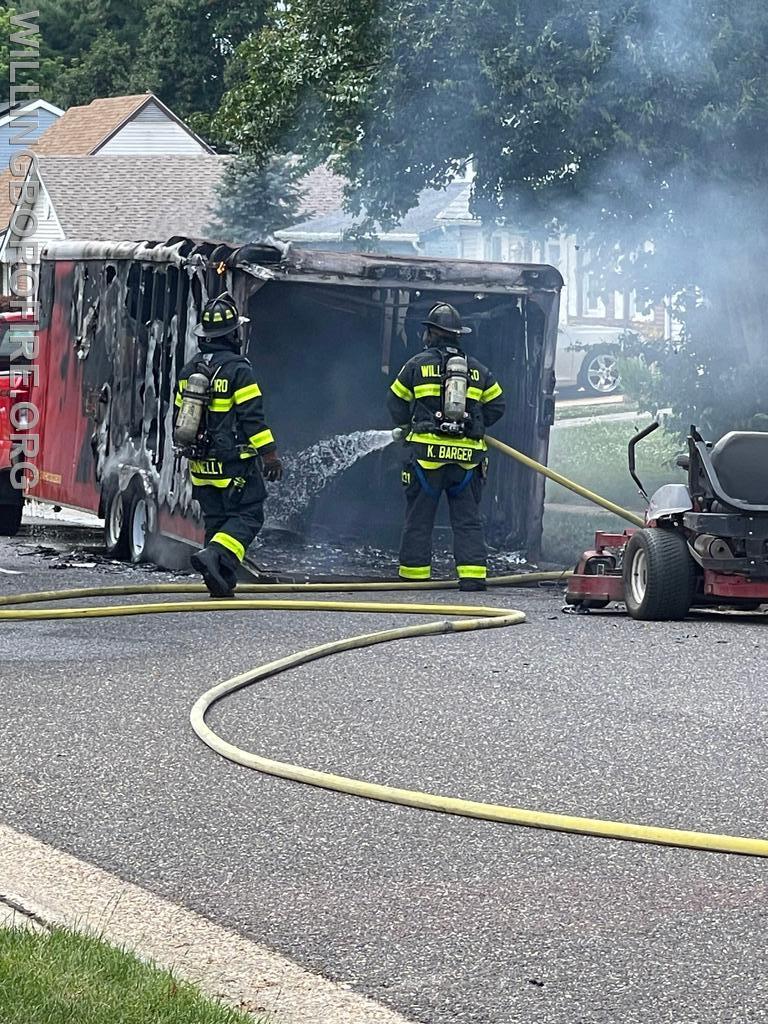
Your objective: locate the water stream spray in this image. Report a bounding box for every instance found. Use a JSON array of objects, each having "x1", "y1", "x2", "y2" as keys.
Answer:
[{"x1": 264, "y1": 429, "x2": 395, "y2": 532}]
